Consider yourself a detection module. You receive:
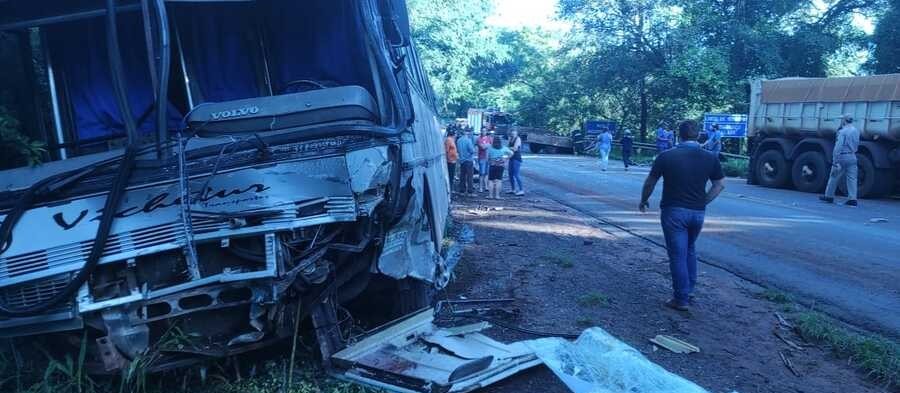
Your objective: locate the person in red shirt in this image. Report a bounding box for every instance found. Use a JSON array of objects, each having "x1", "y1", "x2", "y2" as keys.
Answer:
[{"x1": 476, "y1": 128, "x2": 493, "y2": 193}]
